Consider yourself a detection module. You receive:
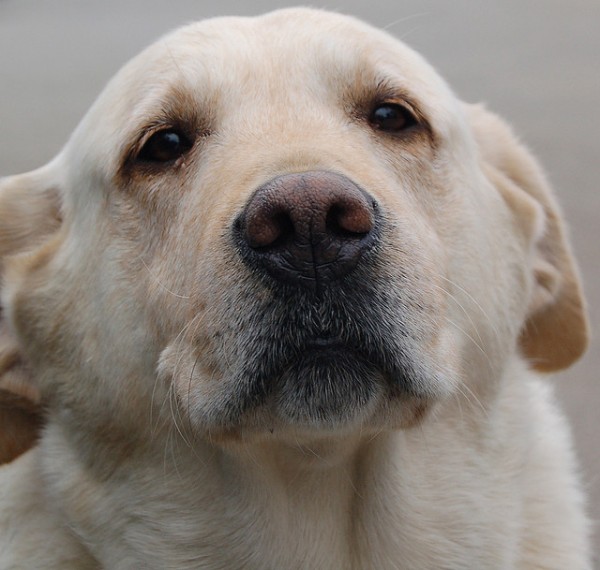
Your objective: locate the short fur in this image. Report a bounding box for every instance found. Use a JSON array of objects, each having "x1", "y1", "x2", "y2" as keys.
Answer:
[{"x1": 0, "y1": 8, "x2": 591, "y2": 569}]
